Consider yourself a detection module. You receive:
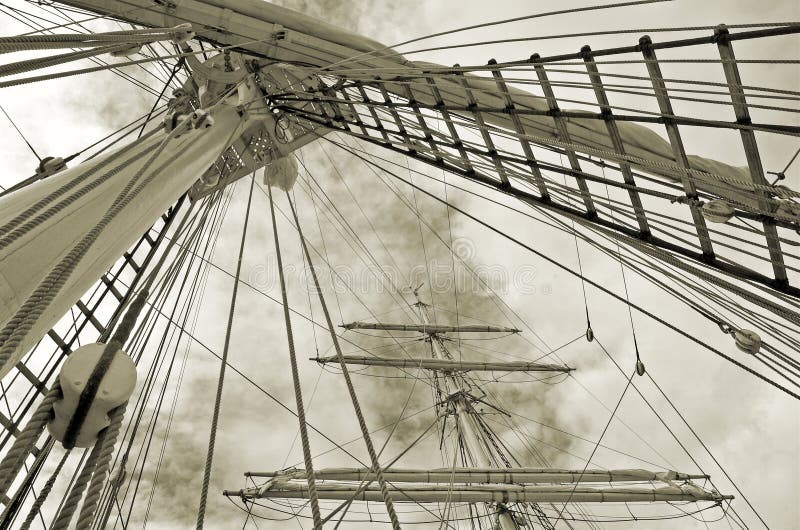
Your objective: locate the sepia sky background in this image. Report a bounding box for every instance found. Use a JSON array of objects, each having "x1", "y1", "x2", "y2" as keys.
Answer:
[{"x1": 0, "y1": 0, "x2": 798, "y2": 528}]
